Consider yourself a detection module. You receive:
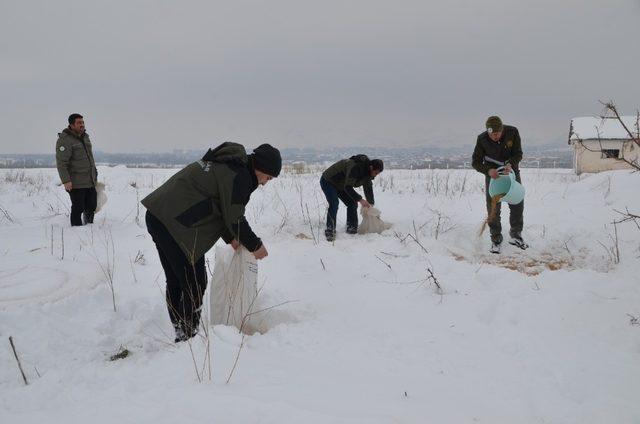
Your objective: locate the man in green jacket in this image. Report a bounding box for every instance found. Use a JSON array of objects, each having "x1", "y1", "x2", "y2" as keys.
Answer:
[
  {"x1": 142, "y1": 142, "x2": 281, "y2": 342},
  {"x1": 320, "y1": 155, "x2": 384, "y2": 241},
  {"x1": 55, "y1": 113, "x2": 98, "y2": 226},
  {"x1": 472, "y1": 116, "x2": 527, "y2": 254}
]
